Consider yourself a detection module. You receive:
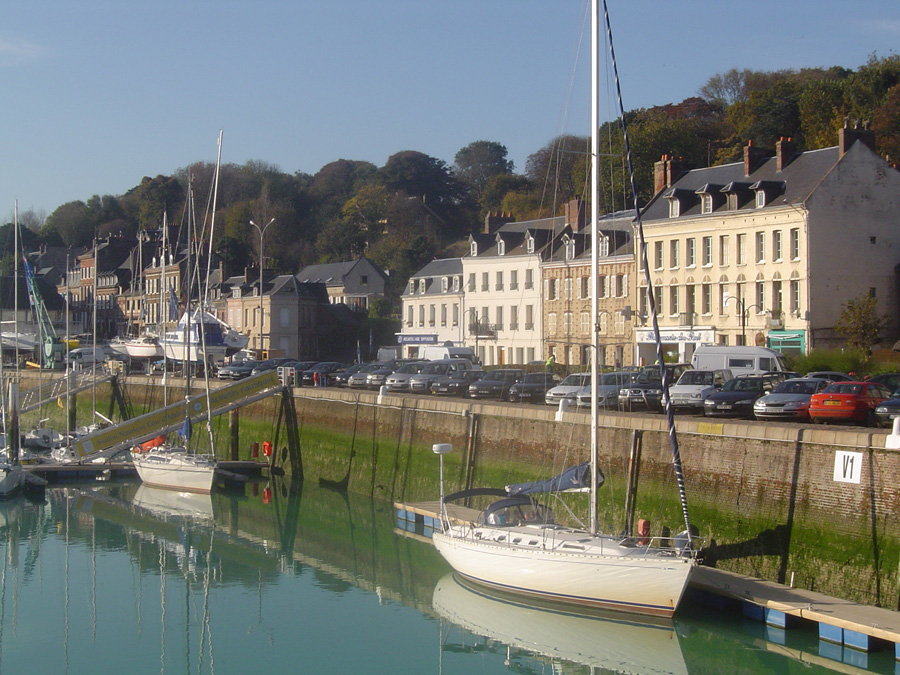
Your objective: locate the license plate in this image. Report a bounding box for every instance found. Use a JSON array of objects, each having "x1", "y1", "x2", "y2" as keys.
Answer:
[
  {"x1": 824, "y1": 400, "x2": 841, "y2": 406},
  {"x1": 717, "y1": 404, "x2": 732, "y2": 410}
]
